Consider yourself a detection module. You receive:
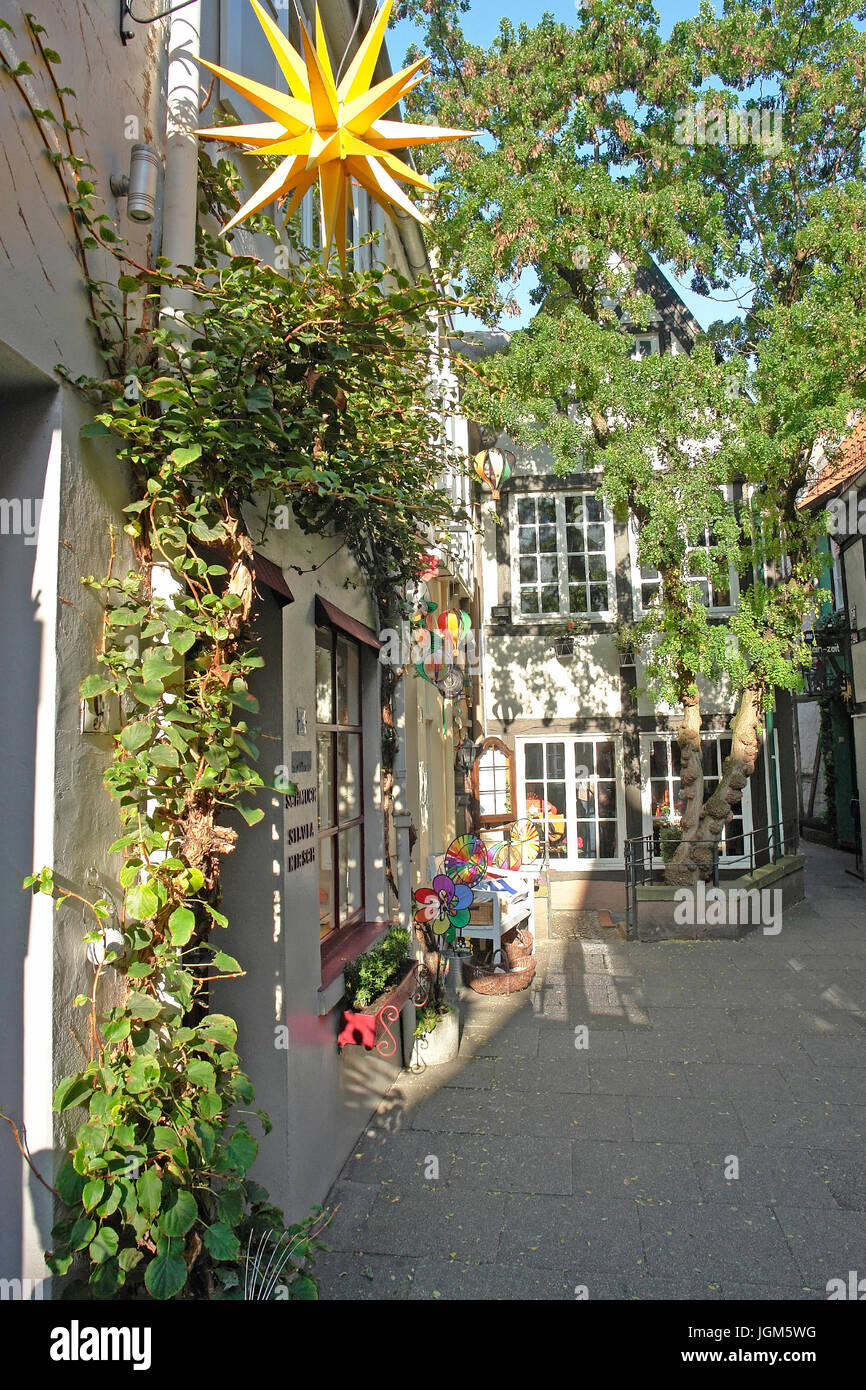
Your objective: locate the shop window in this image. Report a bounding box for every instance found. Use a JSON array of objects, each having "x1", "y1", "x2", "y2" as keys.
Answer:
[
  {"x1": 516, "y1": 736, "x2": 622, "y2": 863},
  {"x1": 316, "y1": 625, "x2": 364, "y2": 940},
  {"x1": 646, "y1": 733, "x2": 750, "y2": 860}
]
